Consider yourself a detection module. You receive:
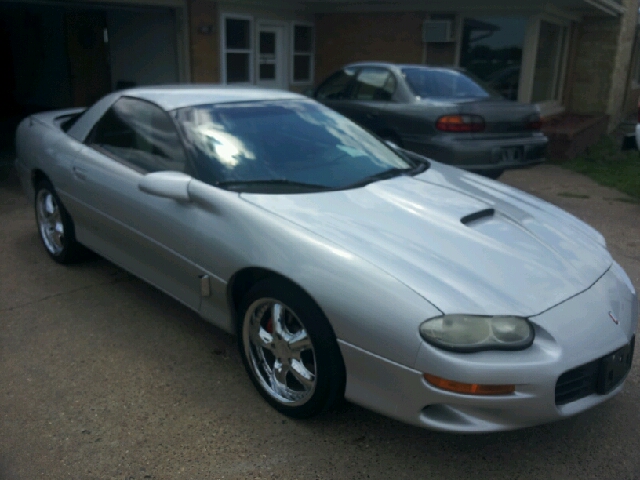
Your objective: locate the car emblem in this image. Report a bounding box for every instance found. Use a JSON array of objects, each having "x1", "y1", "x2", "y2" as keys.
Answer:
[{"x1": 609, "y1": 311, "x2": 620, "y2": 325}]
